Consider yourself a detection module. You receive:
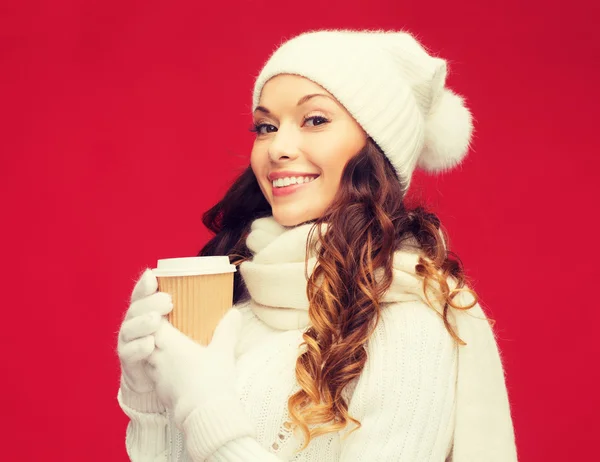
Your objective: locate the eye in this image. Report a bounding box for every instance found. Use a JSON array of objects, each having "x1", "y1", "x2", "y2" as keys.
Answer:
[
  {"x1": 249, "y1": 123, "x2": 276, "y2": 135},
  {"x1": 303, "y1": 115, "x2": 329, "y2": 127},
  {"x1": 248, "y1": 116, "x2": 330, "y2": 136}
]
